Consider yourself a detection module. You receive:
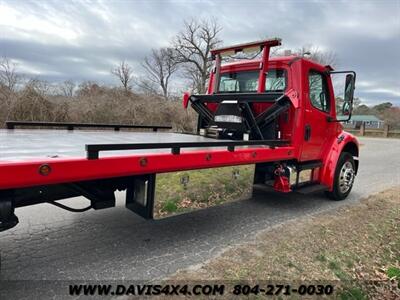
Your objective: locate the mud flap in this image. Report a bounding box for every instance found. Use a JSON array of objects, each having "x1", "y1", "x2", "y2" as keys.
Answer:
[{"x1": 0, "y1": 194, "x2": 19, "y2": 232}]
